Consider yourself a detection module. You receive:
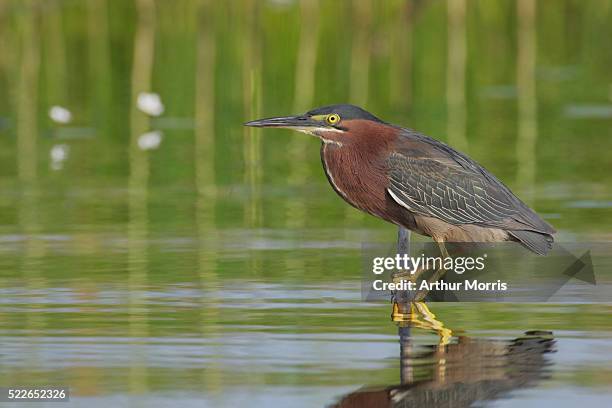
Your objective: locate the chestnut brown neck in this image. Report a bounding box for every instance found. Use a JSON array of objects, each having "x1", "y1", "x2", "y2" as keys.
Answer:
[{"x1": 319, "y1": 119, "x2": 398, "y2": 219}]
